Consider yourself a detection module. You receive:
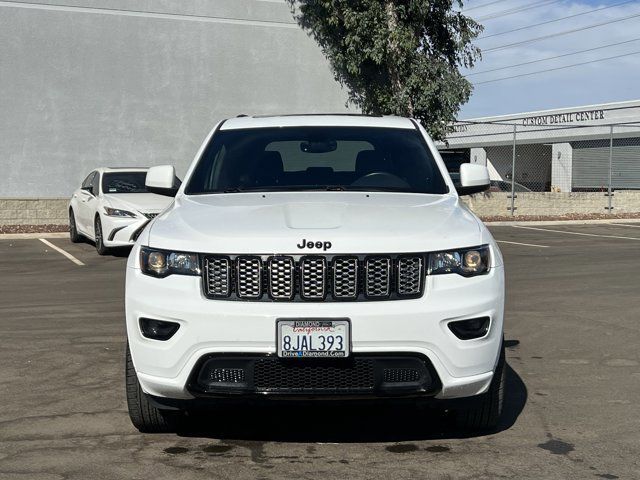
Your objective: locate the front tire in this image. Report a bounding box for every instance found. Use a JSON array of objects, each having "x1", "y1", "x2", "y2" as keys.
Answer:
[
  {"x1": 453, "y1": 340, "x2": 506, "y2": 431},
  {"x1": 69, "y1": 209, "x2": 82, "y2": 243},
  {"x1": 125, "y1": 344, "x2": 181, "y2": 433},
  {"x1": 94, "y1": 217, "x2": 109, "y2": 255}
]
